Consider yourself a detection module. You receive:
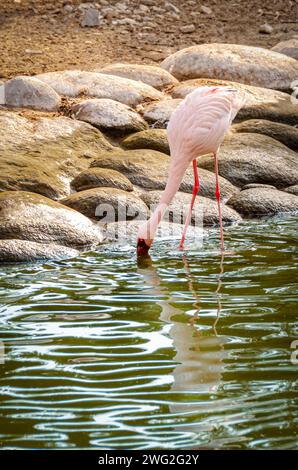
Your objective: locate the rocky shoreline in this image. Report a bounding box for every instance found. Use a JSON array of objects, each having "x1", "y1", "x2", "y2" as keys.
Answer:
[{"x1": 0, "y1": 42, "x2": 297, "y2": 262}]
